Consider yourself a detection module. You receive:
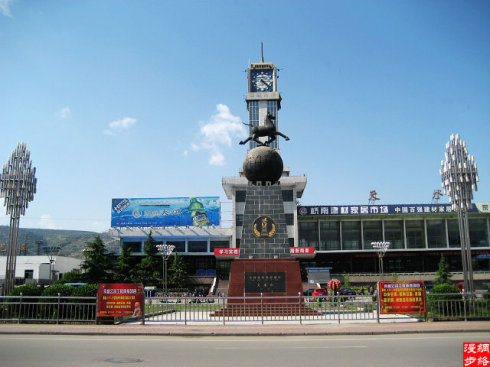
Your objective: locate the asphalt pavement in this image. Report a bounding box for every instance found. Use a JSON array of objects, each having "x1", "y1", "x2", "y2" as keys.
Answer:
[{"x1": 1, "y1": 320, "x2": 489, "y2": 336}]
